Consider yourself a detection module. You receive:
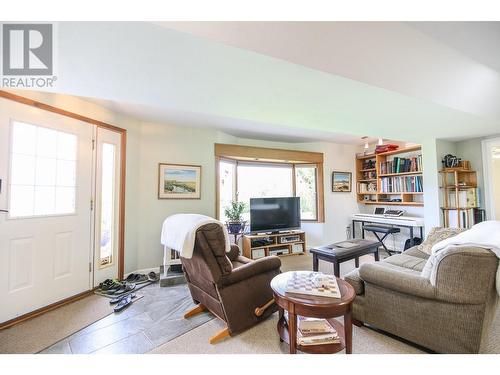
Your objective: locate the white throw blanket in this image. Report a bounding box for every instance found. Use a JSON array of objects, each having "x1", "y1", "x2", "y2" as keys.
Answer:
[
  {"x1": 160, "y1": 214, "x2": 230, "y2": 259},
  {"x1": 431, "y1": 220, "x2": 500, "y2": 295}
]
